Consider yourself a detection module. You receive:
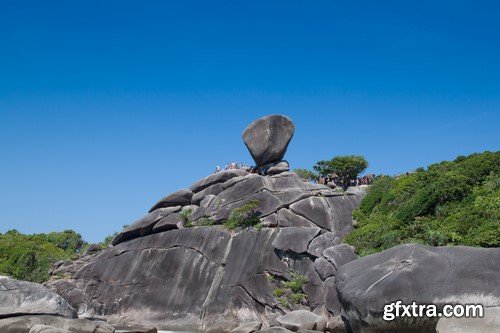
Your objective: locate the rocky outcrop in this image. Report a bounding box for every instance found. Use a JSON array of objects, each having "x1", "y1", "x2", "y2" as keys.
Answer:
[
  {"x1": 335, "y1": 244, "x2": 500, "y2": 333},
  {"x1": 276, "y1": 310, "x2": 326, "y2": 331},
  {"x1": 0, "y1": 276, "x2": 113, "y2": 333},
  {"x1": 45, "y1": 114, "x2": 367, "y2": 332},
  {"x1": 242, "y1": 115, "x2": 295, "y2": 168},
  {"x1": 109, "y1": 171, "x2": 364, "y2": 247},
  {"x1": 47, "y1": 174, "x2": 364, "y2": 331},
  {"x1": 0, "y1": 315, "x2": 114, "y2": 333},
  {"x1": 0, "y1": 276, "x2": 76, "y2": 319}
]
